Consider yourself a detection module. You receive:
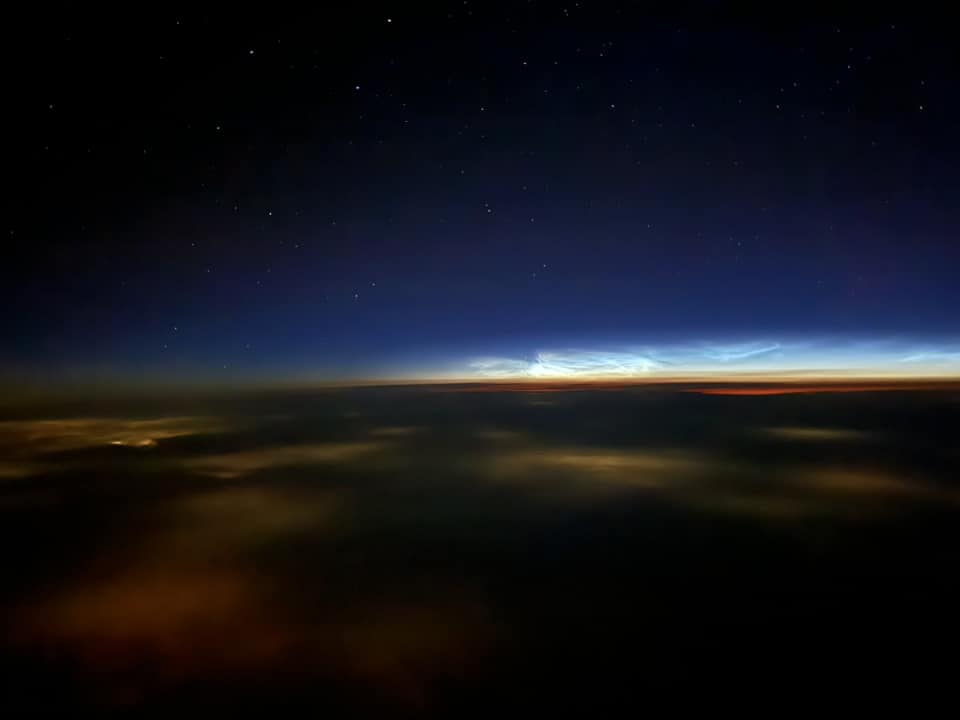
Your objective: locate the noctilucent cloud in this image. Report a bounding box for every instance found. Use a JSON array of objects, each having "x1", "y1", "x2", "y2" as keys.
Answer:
[{"x1": 428, "y1": 338, "x2": 960, "y2": 381}]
